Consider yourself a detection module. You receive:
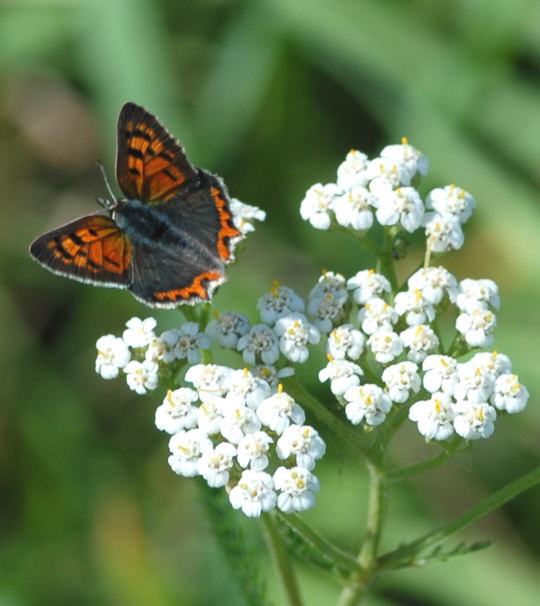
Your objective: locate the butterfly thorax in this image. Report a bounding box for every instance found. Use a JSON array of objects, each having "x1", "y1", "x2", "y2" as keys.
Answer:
[{"x1": 113, "y1": 199, "x2": 178, "y2": 245}]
